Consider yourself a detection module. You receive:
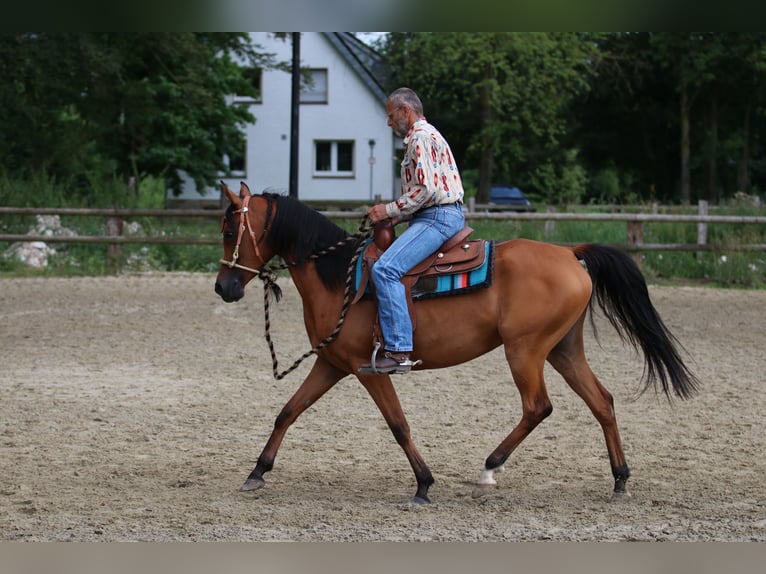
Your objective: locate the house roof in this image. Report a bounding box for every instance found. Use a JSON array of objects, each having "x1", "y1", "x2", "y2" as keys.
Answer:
[{"x1": 322, "y1": 33, "x2": 387, "y2": 104}]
